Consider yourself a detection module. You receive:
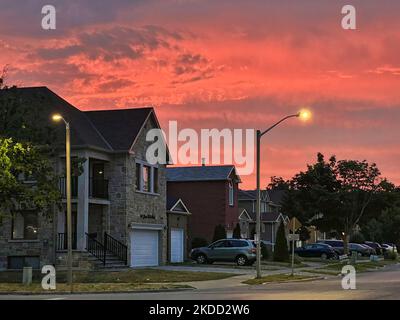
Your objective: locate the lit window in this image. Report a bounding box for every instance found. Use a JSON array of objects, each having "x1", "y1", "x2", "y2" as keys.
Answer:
[
  {"x1": 12, "y1": 211, "x2": 38, "y2": 240},
  {"x1": 229, "y1": 181, "x2": 234, "y2": 206}
]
